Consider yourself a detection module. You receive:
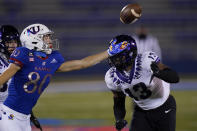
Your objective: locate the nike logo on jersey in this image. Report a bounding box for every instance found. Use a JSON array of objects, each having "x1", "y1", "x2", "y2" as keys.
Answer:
[
  {"x1": 165, "y1": 109, "x2": 171, "y2": 114},
  {"x1": 50, "y1": 58, "x2": 57, "y2": 63}
]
